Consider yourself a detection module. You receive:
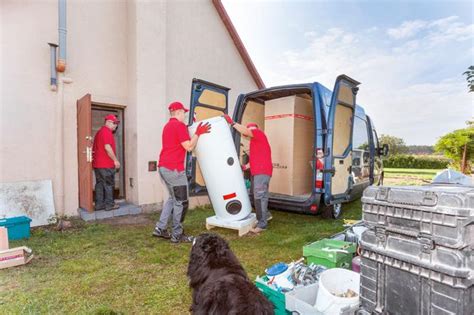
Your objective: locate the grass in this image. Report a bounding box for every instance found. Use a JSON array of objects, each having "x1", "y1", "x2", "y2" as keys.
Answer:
[
  {"x1": 1, "y1": 201, "x2": 362, "y2": 314},
  {"x1": 384, "y1": 168, "x2": 442, "y2": 186},
  {"x1": 1, "y1": 168, "x2": 431, "y2": 314}
]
